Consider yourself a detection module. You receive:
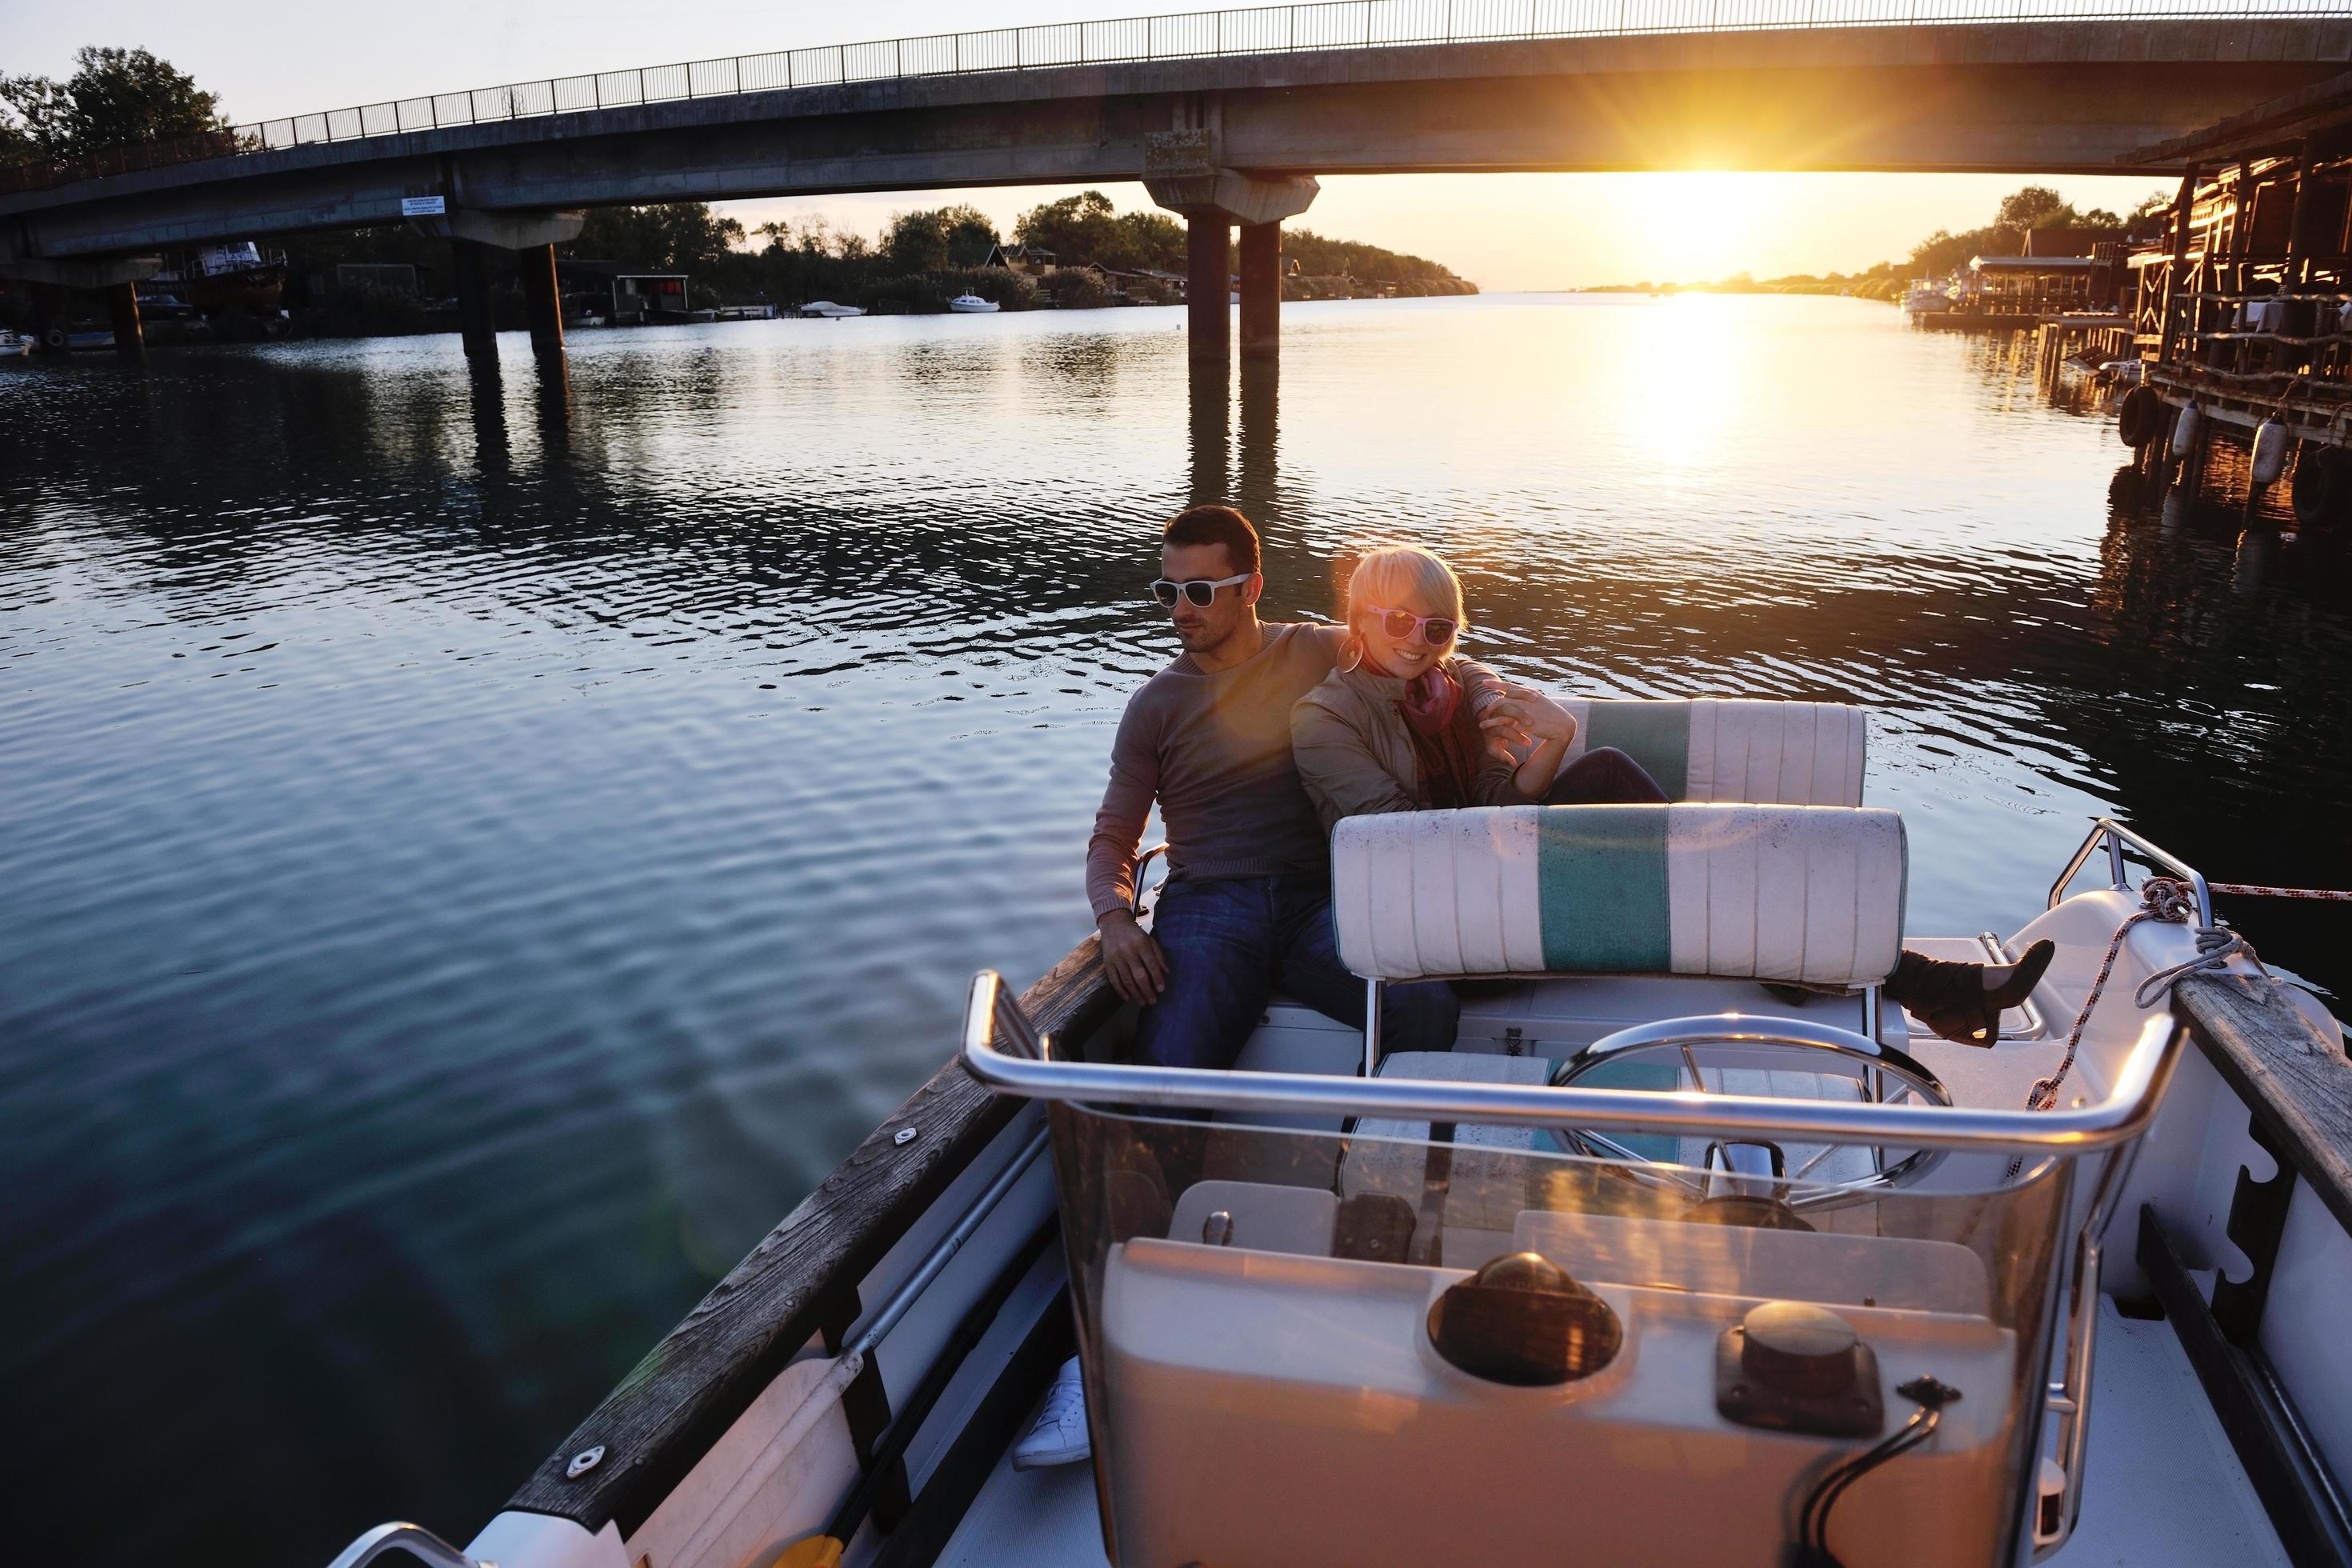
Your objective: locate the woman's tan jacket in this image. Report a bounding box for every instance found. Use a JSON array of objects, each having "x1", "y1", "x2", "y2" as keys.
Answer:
[{"x1": 1290, "y1": 656, "x2": 1534, "y2": 835}]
